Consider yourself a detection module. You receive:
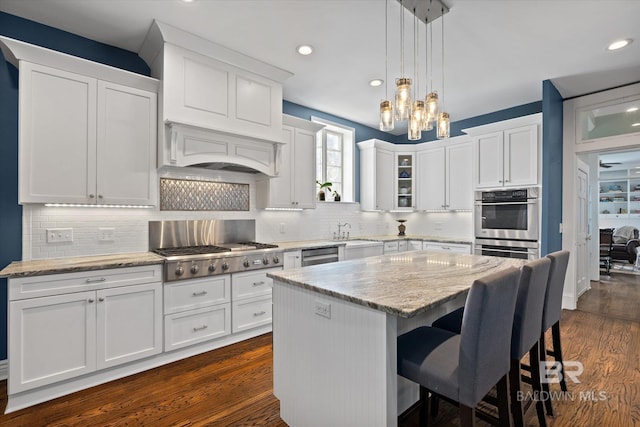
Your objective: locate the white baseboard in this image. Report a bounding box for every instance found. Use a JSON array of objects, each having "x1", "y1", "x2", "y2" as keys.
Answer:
[{"x1": 0, "y1": 360, "x2": 7, "y2": 381}]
